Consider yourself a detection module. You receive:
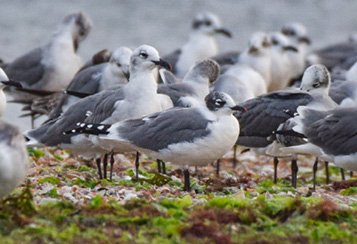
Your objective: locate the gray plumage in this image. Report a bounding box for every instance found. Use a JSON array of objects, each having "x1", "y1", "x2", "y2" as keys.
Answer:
[
  {"x1": 212, "y1": 51, "x2": 240, "y2": 66},
  {"x1": 298, "y1": 107, "x2": 357, "y2": 156},
  {"x1": 235, "y1": 91, "x2": 313, "y2": 147},
  {"x1": 329, "y1": 80, "x2": 357, "y2": 105},
  {"x1": 5, "y1": 47, "x2": 46, "y2": 88},
  {"x1": 115, "y1": 108, "x2": 211, "y2": 152}
]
